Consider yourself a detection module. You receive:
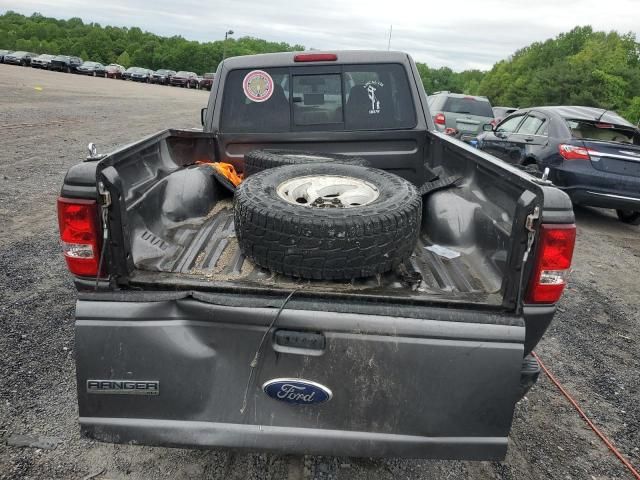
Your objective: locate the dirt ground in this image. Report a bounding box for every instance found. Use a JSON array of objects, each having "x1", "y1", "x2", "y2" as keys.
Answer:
[{"x1": 0, "y1": 64, "x2": 638, "y2": 480}]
